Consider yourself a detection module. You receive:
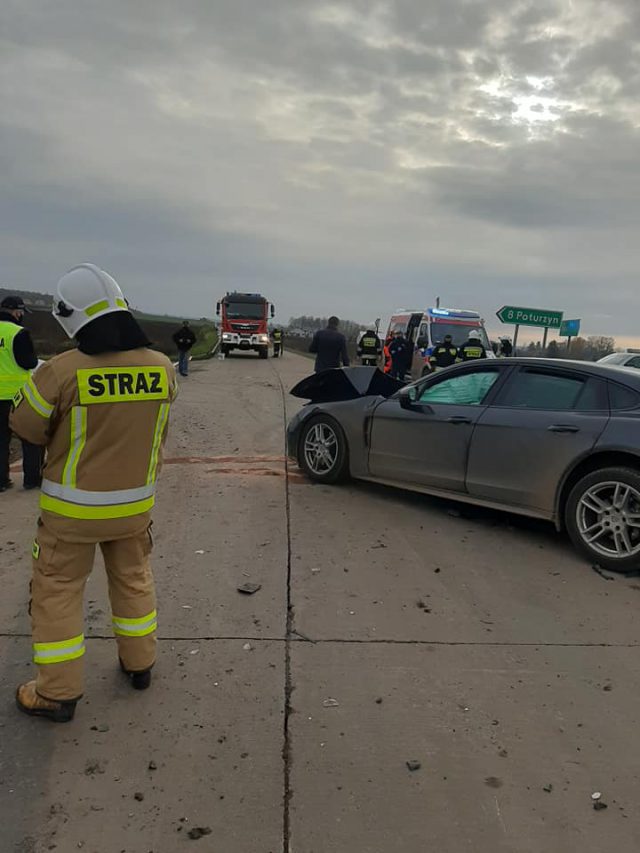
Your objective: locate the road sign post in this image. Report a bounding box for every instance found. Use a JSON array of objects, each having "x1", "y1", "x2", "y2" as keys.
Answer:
[
  {"x1": 496, "y1": 306, "x2": 564, "y2": 329},
  {"x1": 497, "y1": 306, "x2": 564, "y2": 355},
  {"x1": 559, "y1": 319, "x2": 581, "y2": 337}
]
